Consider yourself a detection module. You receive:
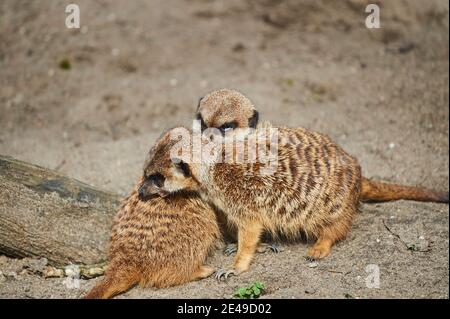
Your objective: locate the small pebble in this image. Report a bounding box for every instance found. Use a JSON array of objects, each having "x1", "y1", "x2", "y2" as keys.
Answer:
[
  {"x1": 0, "y1": 255, "x2": 8, "y2": 265},
  {"x1": 388, "y1": 142, "x2": 395, "y2": 149},
  {"x1": 262, "y1": 62, "x2": 271, "y2": 70},
  {"x1": 14, "y1": 93, "x2": 24, "y2": 104},
  {"x1": 65, "y1": 266, "x2": 80, "y2": 277},
  {"x1": 169, "y1": 78, "x2": 178, "y2": 86},
  {"x1": 308, "y1": 262, "x2": 318, "y2": 268},
  {"x1": 7, "y1": 271, "x2": 18, "y2": 279},
  {"x1": 107, "y1": 13, "x2": 116, "y2": 22},
  {"x1": 111, "y1": 48, "x2": 120, "y2": 56}
]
